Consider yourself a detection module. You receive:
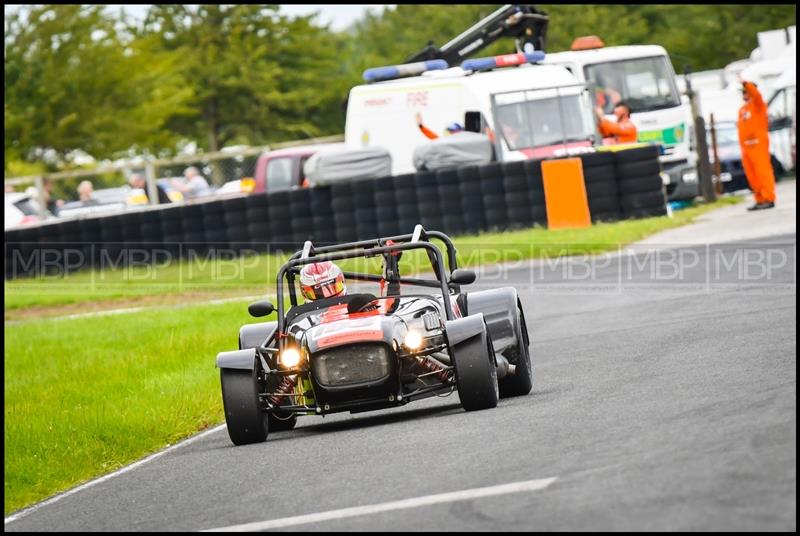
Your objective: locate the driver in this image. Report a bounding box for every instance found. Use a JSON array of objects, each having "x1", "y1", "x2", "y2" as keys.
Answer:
[{"x1": 299, "y1": 261, "x2": 347, "y2": 301}]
